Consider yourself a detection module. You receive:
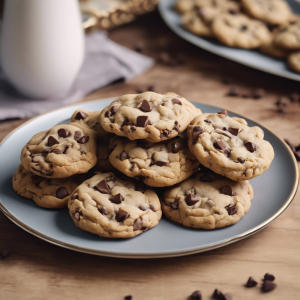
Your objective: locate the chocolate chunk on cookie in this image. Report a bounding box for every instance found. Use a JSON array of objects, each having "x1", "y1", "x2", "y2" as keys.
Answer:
[
  {"x1": 161, "y1": 171, "x2": 253, "y2": 229},
  {"x1": 20, "y1": 123, "x2": 97, "y2": 178},
  {"x1": 187, "y1": 112, "x2": 274, "y2": 181},
  {"x1": 99, "y1": 92, "x2": 201, "y2": 143},
  {"x1": 68, "y1": 173, "x2": 162, "y2": 238}
]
